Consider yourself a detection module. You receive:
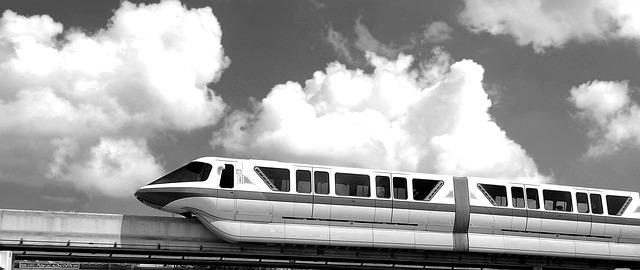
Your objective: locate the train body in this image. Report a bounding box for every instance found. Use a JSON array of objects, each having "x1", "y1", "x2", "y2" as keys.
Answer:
[{"x1": 134, "y1": 157, "x2": 640, "y2": 260}]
